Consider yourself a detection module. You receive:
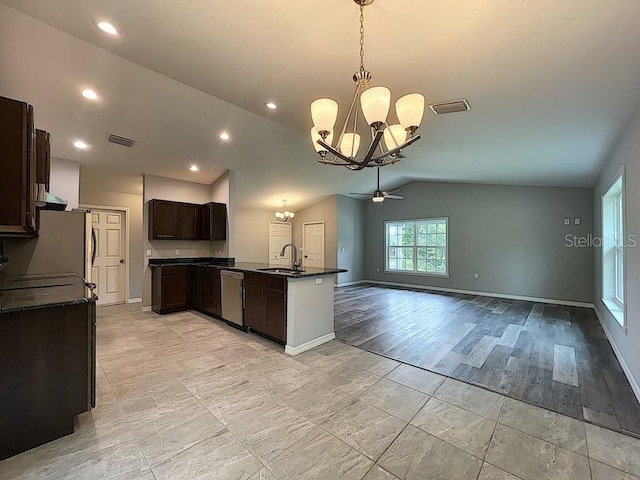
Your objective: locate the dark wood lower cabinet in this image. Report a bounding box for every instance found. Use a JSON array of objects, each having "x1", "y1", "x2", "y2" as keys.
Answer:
[
  {"x1": 151, "y1": 266, "x2": 284, "y2": 342},
  {"x1": 152, "y1": 266, "x2": 190, "y2": 314},
  {"x1": 0, "y1": 301, "x2": 96, "y2": 461},
  {"x1": 244, "y1": 273, "x2": 287, "y2": 344}
]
